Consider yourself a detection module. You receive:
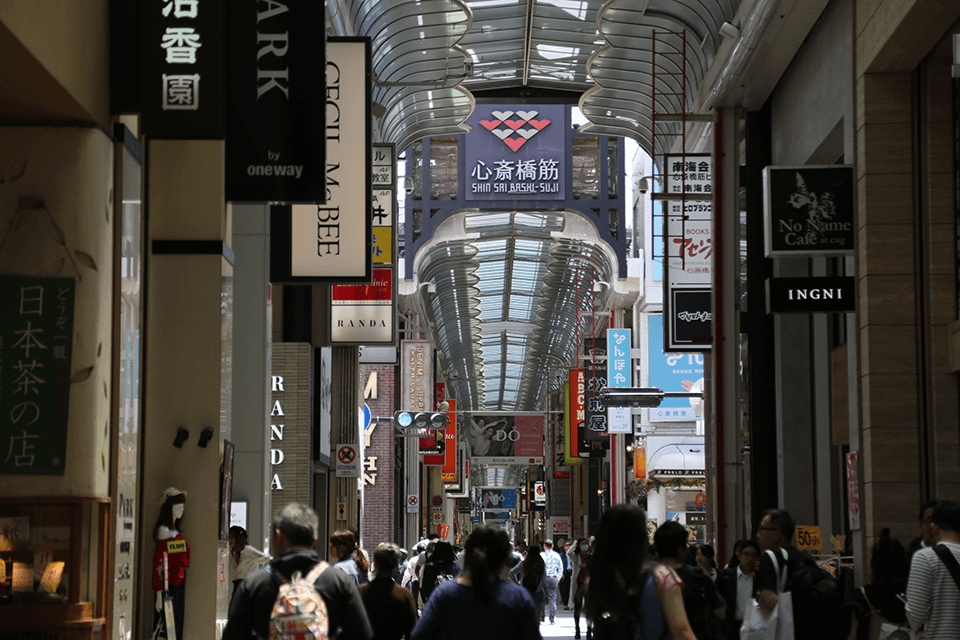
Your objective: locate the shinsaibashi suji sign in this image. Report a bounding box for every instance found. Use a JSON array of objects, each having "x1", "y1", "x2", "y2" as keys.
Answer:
[{"x1": 465, "y1": 105, "x2": 566, "y2": 200}]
